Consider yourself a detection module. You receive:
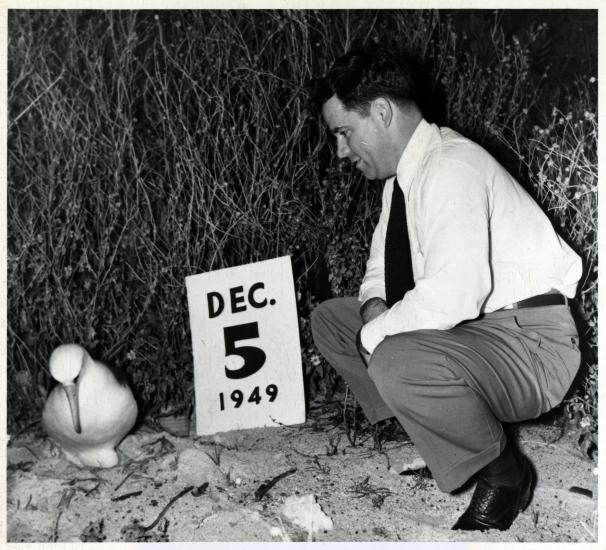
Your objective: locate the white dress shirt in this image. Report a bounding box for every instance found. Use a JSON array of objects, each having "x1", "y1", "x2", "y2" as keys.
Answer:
[{"x1": 359, "y1": 119, "x2": 582, "y2": 355}]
